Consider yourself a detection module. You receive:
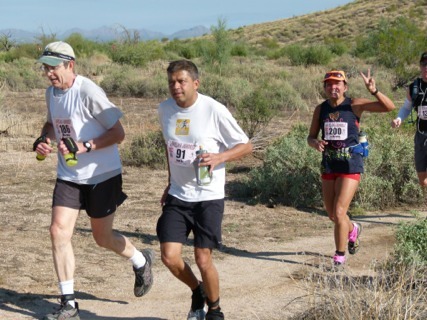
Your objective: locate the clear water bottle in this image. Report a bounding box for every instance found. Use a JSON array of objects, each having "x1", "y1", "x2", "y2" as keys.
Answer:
[
  {"x1": 195, "y1": 146, "x2": 212, "y2": 185},
  {"x1": 359, "y1": 131, "x2": 369, "y2": 158}
]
